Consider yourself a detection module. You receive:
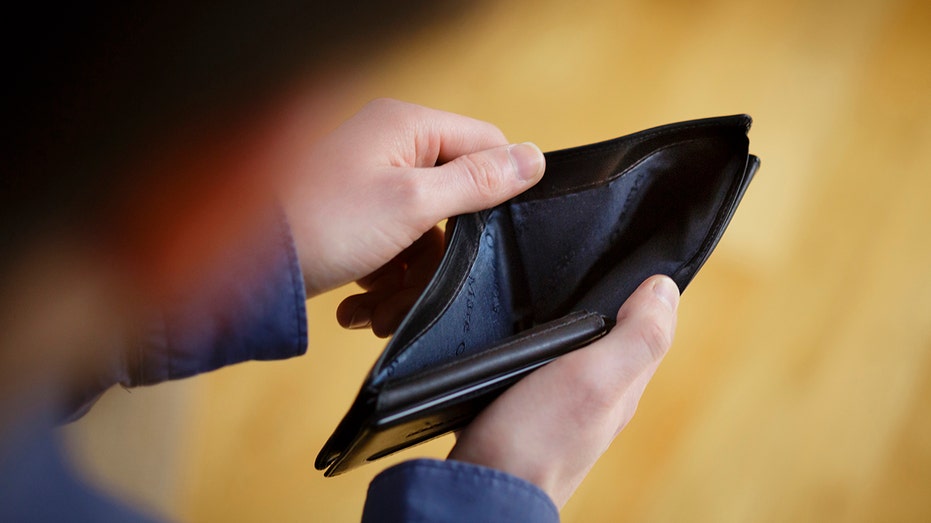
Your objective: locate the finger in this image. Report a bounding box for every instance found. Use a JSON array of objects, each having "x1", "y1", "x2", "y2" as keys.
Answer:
[
  {"x1": 371, "y1": 287, "x2": 423, "y2": 338},
  {"x1": 356, "y1": 259, "x2": 405, "y2": 292},
  {"x1": 421, "y1": 109, "x2": 509, "y2": 165},
  {"x1": 401, "y1": 227, "x2": 445, "y2": 289},
  {"x1": 336, "y1": 290, "x2": 391, "y2": 329},
  {"x1": 555, "y1": 276, "x2": 678, "y2": 436},
  {"x1": 337, "y1": 284, "x2": 426, "y2": 336},
  {"x1": 357, "y1": 226, "x2": 444, "y2": 291},
  {"x1": 340, "y1": 228, "x2": 446, "y2": 334},
  {"x1": 415, "y1": 142, "x2": 545, "y2": 223},
  {"x1": 591, "y1": 275, "x2": 680, "y2": 390}
]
